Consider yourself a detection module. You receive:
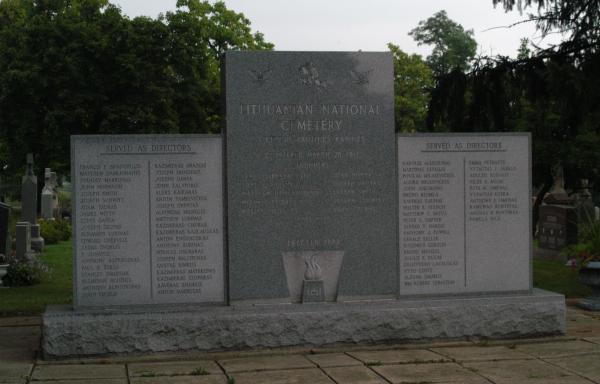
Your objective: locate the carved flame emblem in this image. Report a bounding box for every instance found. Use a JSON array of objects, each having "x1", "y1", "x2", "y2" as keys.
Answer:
[{"x1": 304, "y1": 253, "x2": 322, "y2": 281}]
